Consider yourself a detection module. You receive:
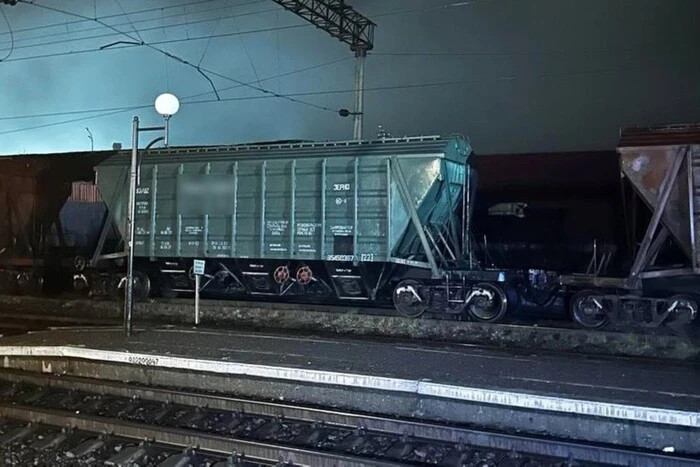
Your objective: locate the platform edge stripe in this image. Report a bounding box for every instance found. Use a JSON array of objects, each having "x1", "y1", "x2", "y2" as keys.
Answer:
[
  {"x1": 1, "y1": 345, "x2": 698, "y2": 428},
  {"x1": 418, "y1": 382, "x2": 700, "y2": 428},
  {"x1": 0, "y1": 346, "x2": 419, "y2": 393}
]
